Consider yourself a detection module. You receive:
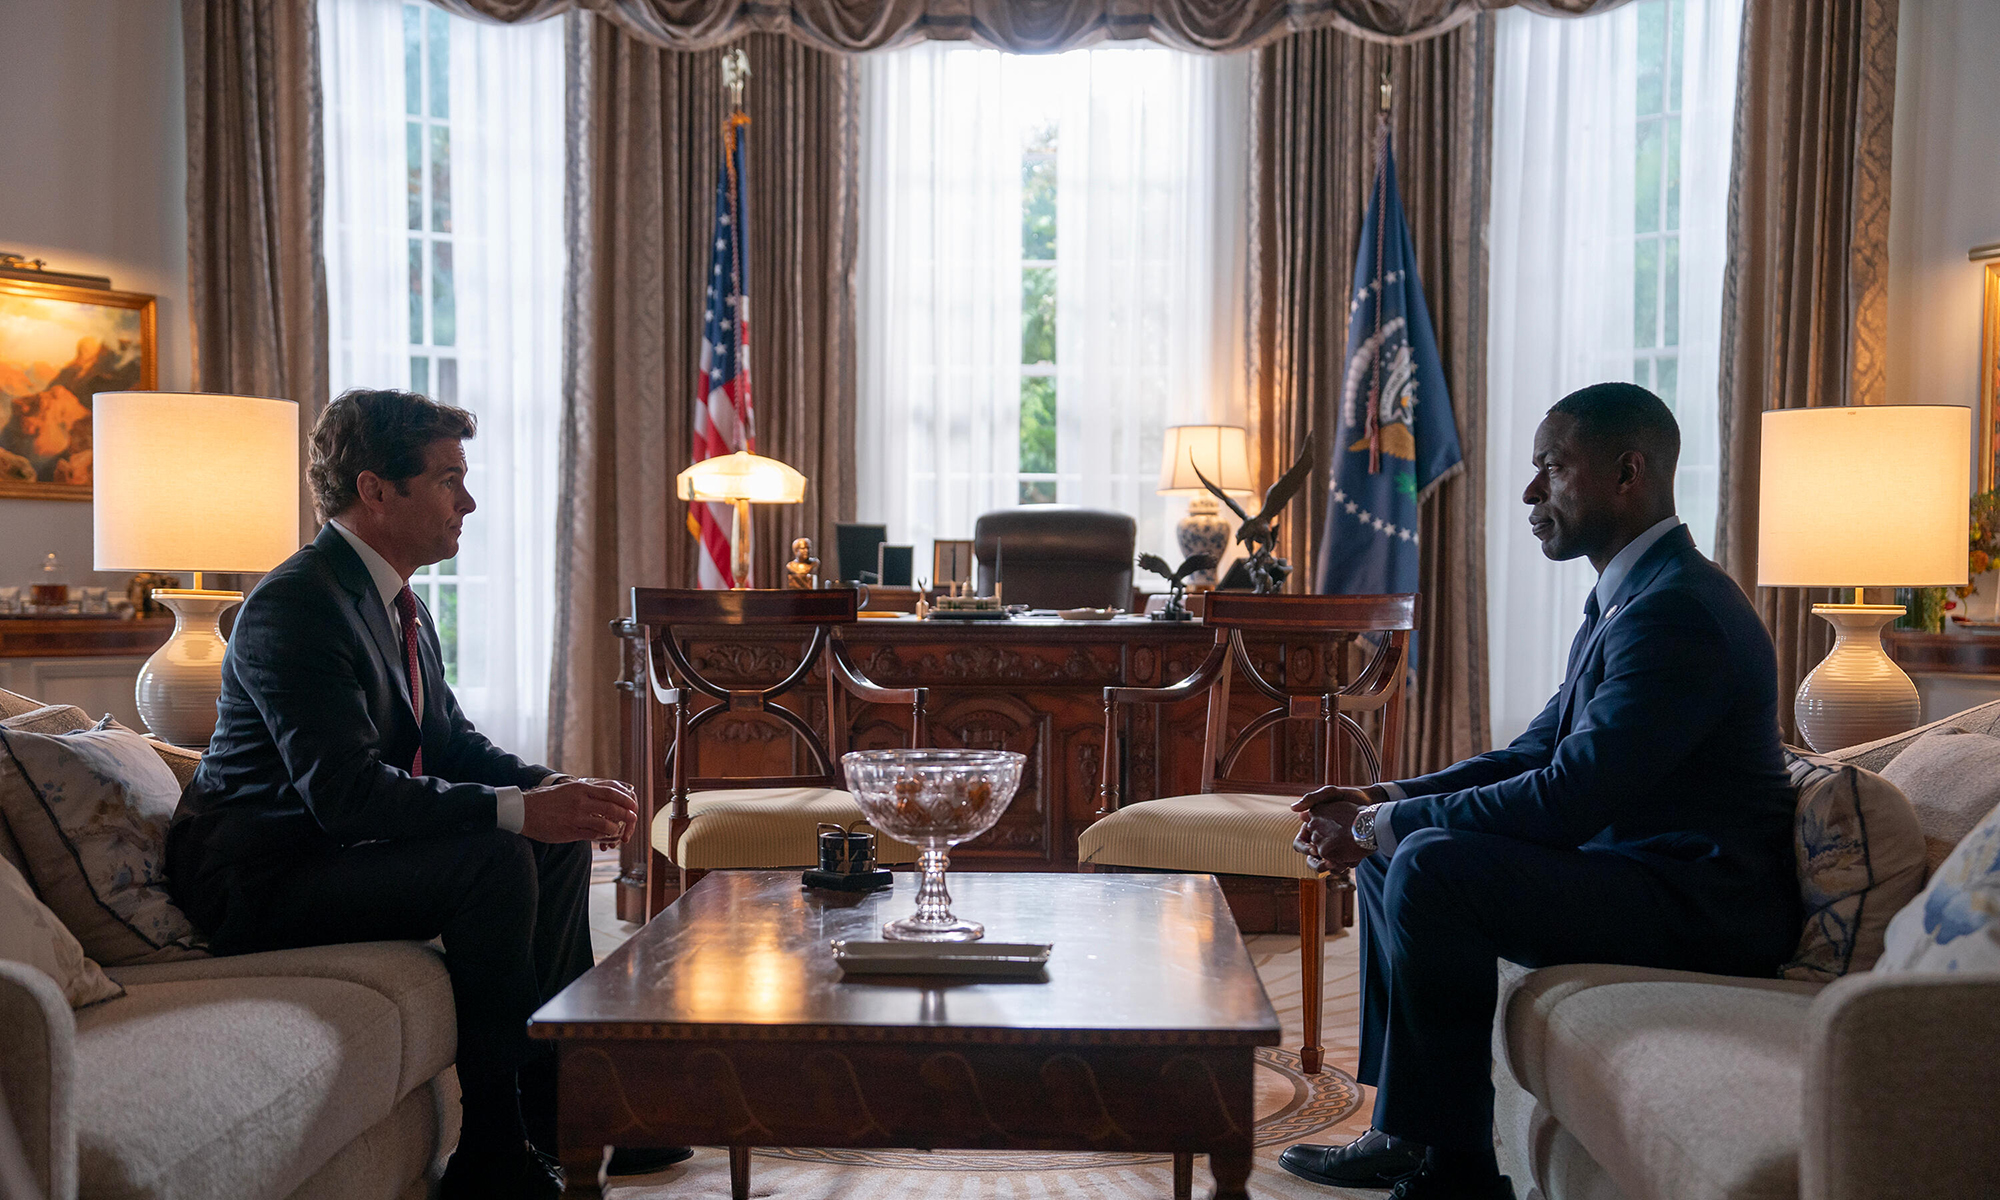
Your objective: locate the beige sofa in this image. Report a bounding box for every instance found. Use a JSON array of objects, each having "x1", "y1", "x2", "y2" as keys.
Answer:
[
  {"x1": 1493, "y1": 700, "x2": 2000, "y2": 1200},
  {"x1": 0, "y1": 691, "x2": 459, "y2": 1200}
]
